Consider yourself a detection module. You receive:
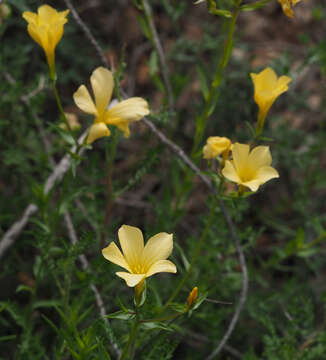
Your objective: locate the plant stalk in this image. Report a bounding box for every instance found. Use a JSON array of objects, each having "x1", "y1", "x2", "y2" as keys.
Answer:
[
  {"x1": 160, "y1": 195, "x2": 219, "y2": 313},
  {"x1": 191, "y1": 2, "x2": 241, "y2": 158}
]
